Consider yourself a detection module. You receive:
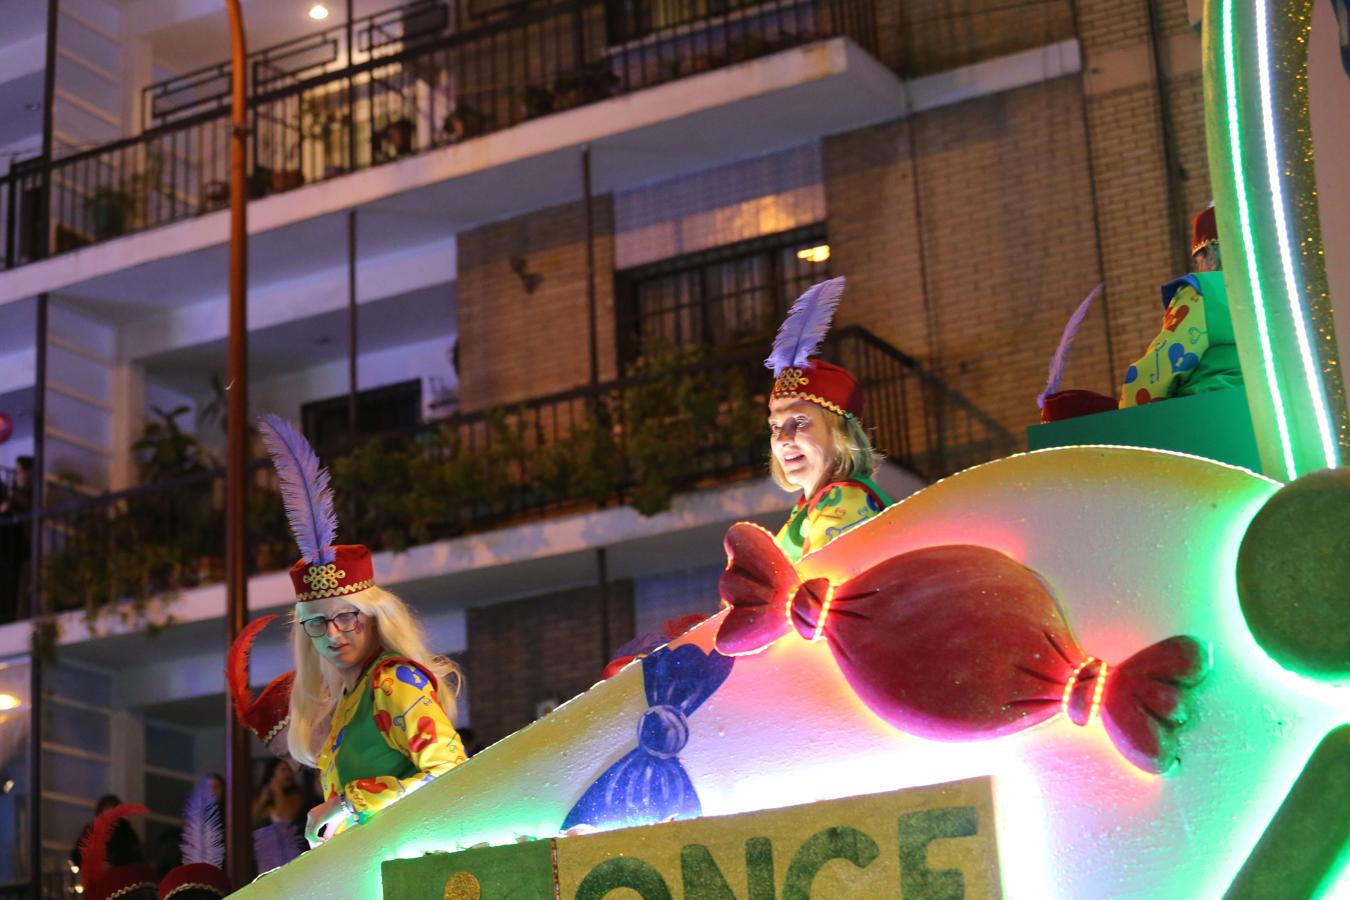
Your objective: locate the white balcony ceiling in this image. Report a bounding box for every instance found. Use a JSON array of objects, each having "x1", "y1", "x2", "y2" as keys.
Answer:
[
  {"x1": 0, "y1": 37, "x2": 905, "y2": 313},
  {"x1": 142, "y1": 278, "x2": 454, "y2": 387}
]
